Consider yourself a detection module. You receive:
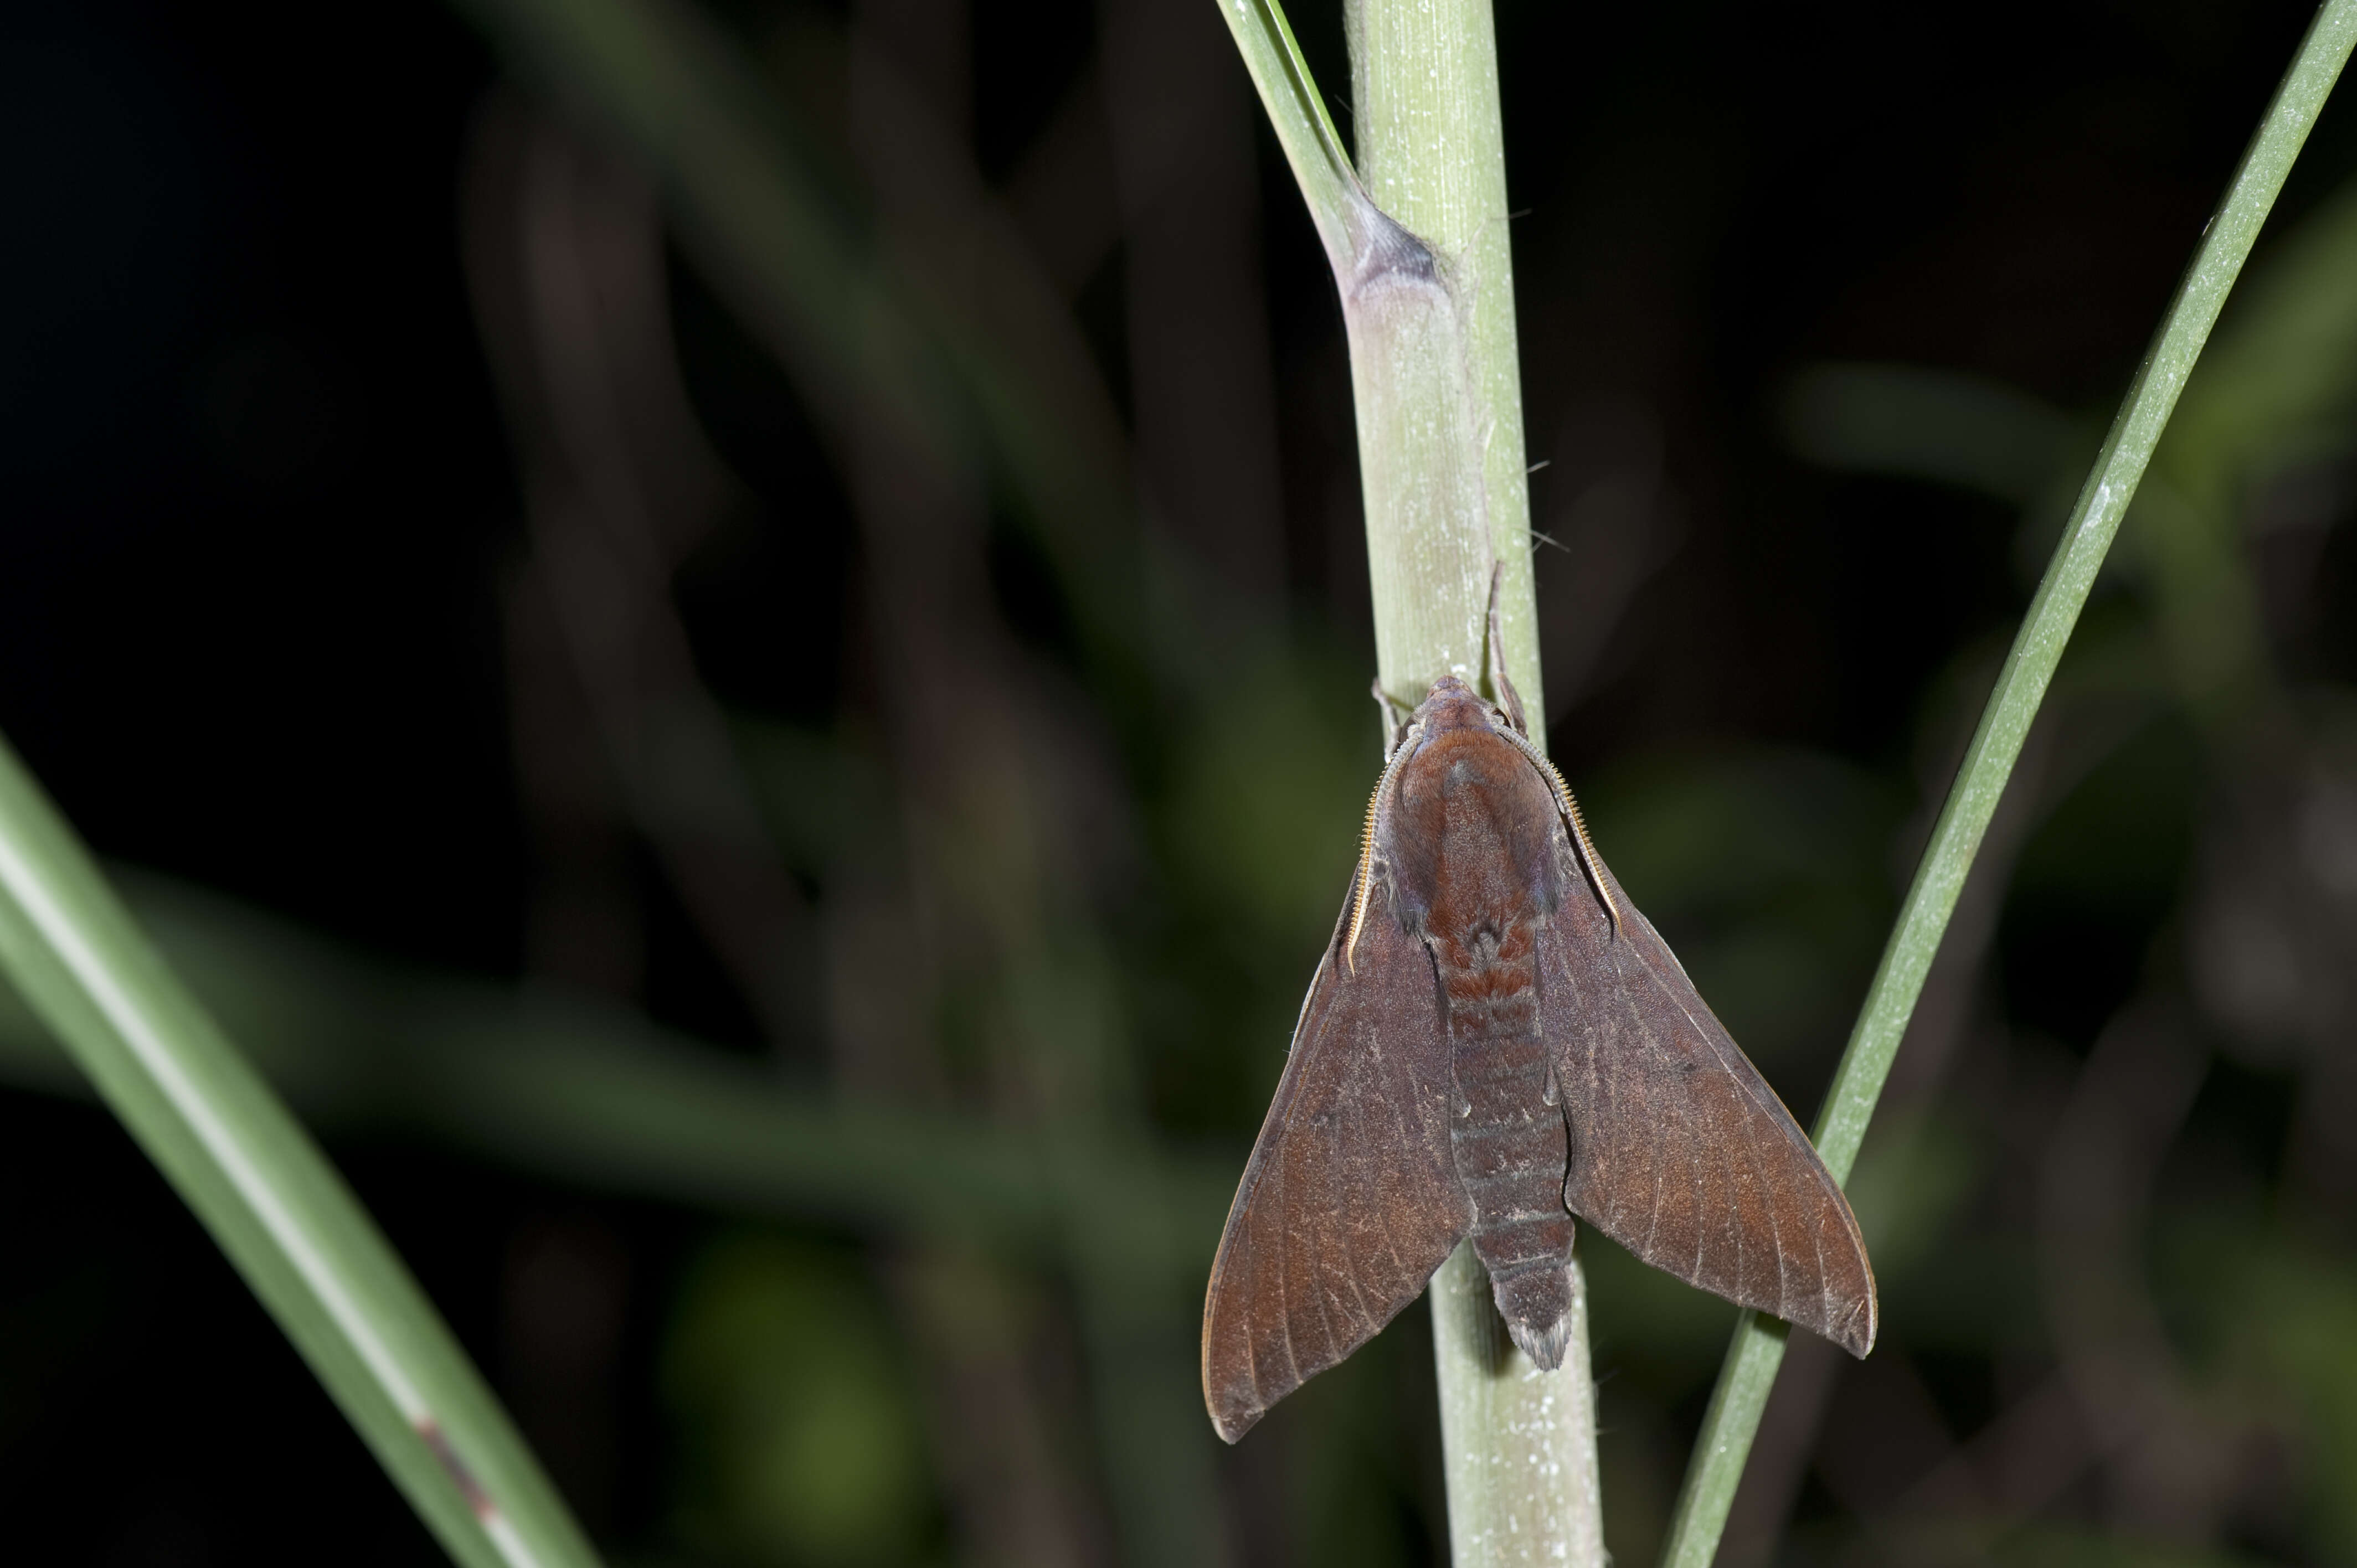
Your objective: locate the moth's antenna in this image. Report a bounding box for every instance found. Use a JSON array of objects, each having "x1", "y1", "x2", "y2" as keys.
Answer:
[
  {"x1": 1483, "y1": 565, "x2": 1612, "y2": 935},
  {"x1": 1556, "y1": 769, "x2": 1622, "y2": 941},
  {"x1": 1345, "y1": 723, "x2": 1417, "y2": 972},
  {"x1": 1483, "y1": 563, "x2": 1530, "y2": 736},
  {"x1": 1499, "y1": 724, "x2": 1622, "y2": 940}
]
